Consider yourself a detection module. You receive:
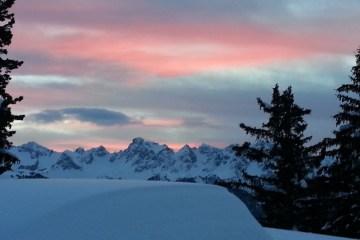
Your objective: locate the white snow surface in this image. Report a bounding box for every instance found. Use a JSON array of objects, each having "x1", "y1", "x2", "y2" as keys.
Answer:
[
  {"x1": 5, "y1": 138, "x2": 336, "y2": 183},
  {"x1": 0, "y1": 179, "x2": 271, "y2": 240},
  {"x1": 266, "y1": 228, "x2": 354, "y2": 240},
  {"x1": 5, "y1": 139, "x2": 246, "y2": 181}
]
